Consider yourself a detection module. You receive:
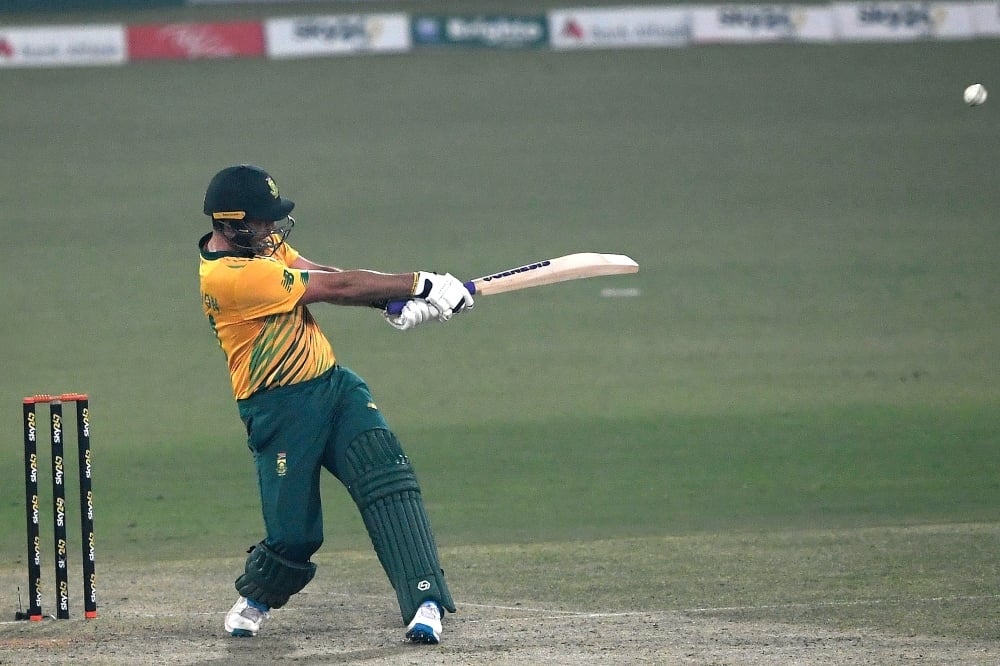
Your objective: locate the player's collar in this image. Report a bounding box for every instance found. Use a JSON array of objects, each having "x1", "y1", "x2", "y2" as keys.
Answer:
[{"x1": 199, "y1": 232, "x2": 253, "y2": 260}]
